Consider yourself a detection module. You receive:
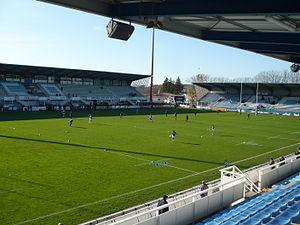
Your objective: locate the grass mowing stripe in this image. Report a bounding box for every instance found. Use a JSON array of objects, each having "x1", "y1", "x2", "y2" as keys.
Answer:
[
  {"x1": 12, "y1": 141, "x2": 299, "y2": 225},
  {"x1": 0, "y1": 124, "x2": 199, "y2": 174},
  {"x1": 0, "y1": 188, "x2": 25, "y2": 194},
  {"x1": 11, "y1": 166, "x2": 220, "y2": 225}
]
